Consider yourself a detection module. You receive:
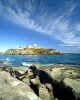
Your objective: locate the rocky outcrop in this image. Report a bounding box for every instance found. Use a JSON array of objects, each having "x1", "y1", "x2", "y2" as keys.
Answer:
[
  {"x1": 5, "y1": 48, "x2": 64, "y2": 55},
  {"x1": 0, "y1": 68, "x2": 40, "y2": 100},
  {"x1": 0, "y1": 65, "x2": 55, "y2": 100},
  {"x1": 0, "y1": 64, "x2": 80, "y2": 100},
  {"x1": 44, "y1": 65, "x2": 80, "y2": 100},
  {"x1": 19, "y1": 65, "x2": 55, "y2": 100}
]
